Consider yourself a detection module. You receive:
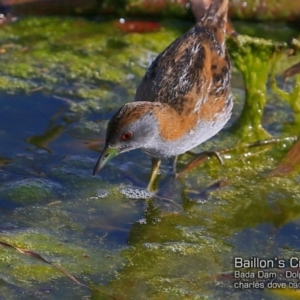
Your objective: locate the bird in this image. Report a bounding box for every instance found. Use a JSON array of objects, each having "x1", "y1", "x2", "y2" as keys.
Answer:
[{"x1": 93, "y1": 0, "x2": 233, "y2": 190}]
